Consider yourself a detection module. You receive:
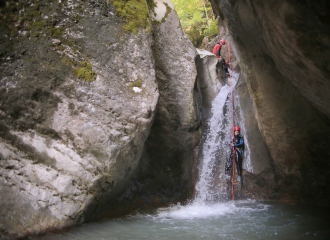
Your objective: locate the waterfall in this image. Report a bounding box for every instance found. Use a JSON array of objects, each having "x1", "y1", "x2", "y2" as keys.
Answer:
[{"x1": 194, "y1": 71, "x2": 251, "y2": 204}]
